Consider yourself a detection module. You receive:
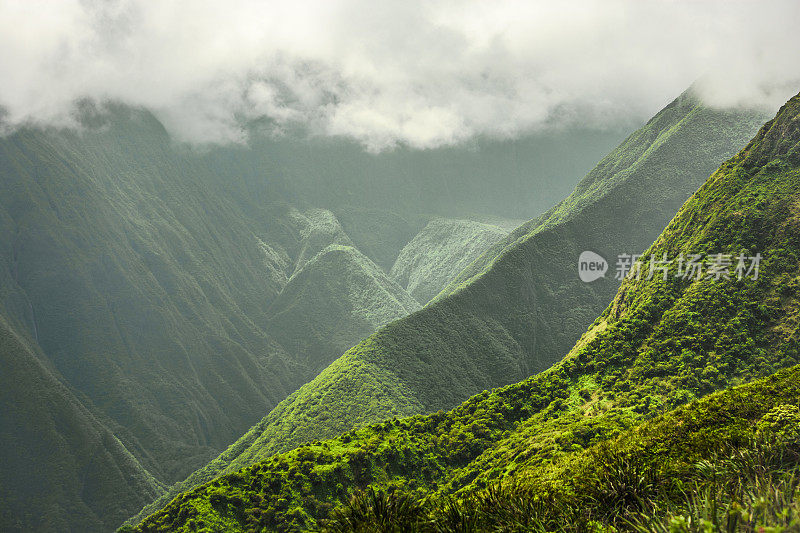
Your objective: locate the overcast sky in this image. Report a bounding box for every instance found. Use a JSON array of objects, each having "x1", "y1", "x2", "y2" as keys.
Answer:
[{"x1": 1, "y1": 0, "x2": 798, "y2": 150}]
